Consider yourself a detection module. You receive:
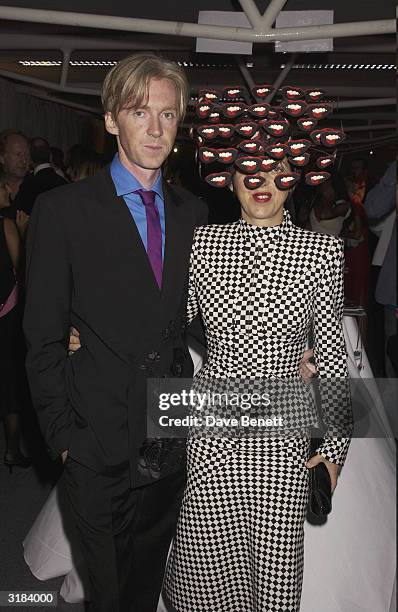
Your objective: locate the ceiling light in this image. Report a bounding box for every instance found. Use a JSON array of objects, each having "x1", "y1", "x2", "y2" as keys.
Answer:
[{"x1": 19, "y1": 60, "x2": 61, "y2": 66}]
